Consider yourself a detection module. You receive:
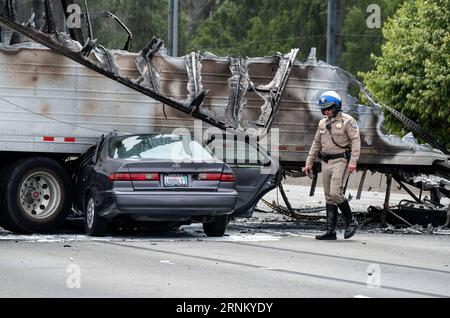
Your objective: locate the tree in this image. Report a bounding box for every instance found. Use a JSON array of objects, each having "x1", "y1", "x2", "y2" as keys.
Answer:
[
  {"x1": 190, "y1": 0, "x2": 328, "y2": 59},
  {"x1": 184, "y1": 0, "x2": 220, "y2": 35},
  {"x1": 338, "y1": 0, "x2": 404, "y2": 75},
  {"x1": 85, "y1": 0, "x2": 170, "y2": 53},
  {"x1": 362, "y1": 0, "x2": 450, "y2": 148},
  {"x1": 189, "y1": 0, "x2": 246, "y2": 56}
]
